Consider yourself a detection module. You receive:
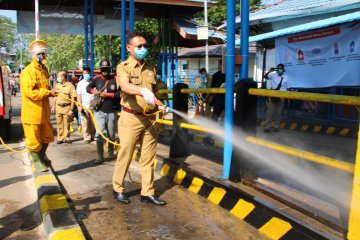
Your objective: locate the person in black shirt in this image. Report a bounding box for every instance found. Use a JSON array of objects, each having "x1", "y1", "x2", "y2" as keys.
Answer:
[
  {"x1": 210, "y1": 70, "x2": 226, "y2": 122},
  {"x1": 86, "y1": 60, "x2": 121, "y2": 164}
]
